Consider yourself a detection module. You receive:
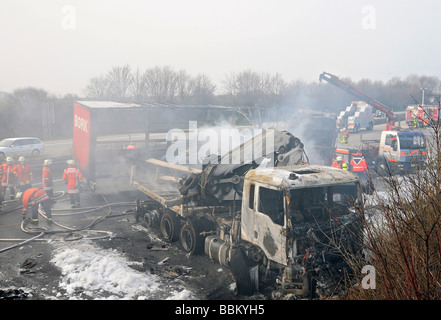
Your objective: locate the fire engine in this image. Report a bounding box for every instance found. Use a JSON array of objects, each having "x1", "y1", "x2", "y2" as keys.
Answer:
[{"x1": 405, "y1": 105, "x2": 439, "y2": 128}]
